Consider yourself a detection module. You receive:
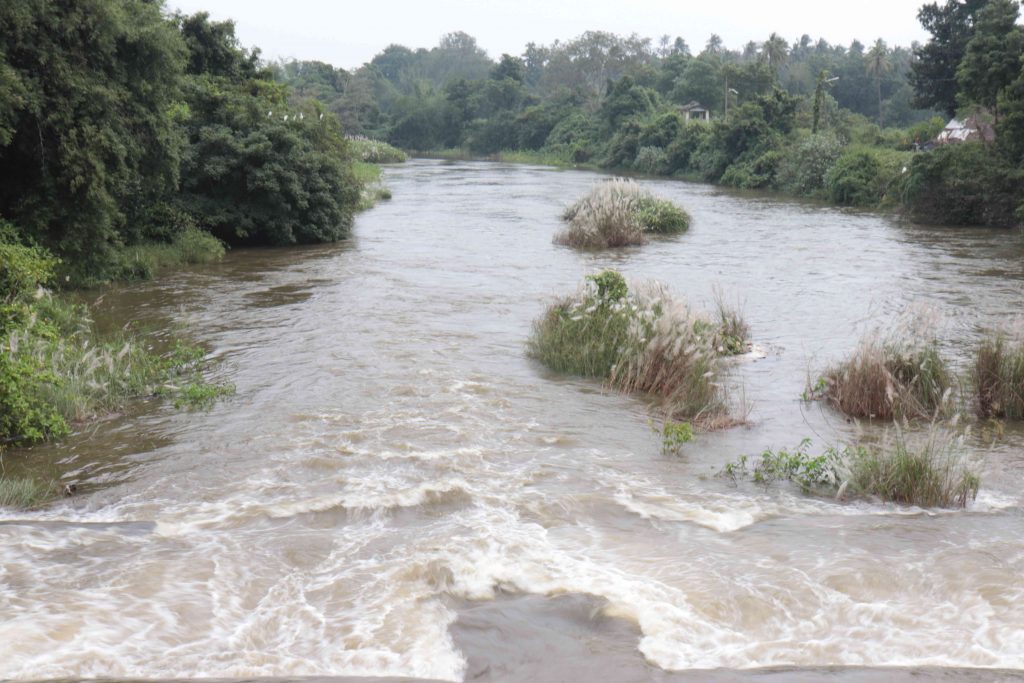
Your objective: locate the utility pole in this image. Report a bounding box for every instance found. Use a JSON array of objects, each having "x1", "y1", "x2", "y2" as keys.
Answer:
[{"x1": 812, "y1": 70, "x2": 839, "y2": 134}]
